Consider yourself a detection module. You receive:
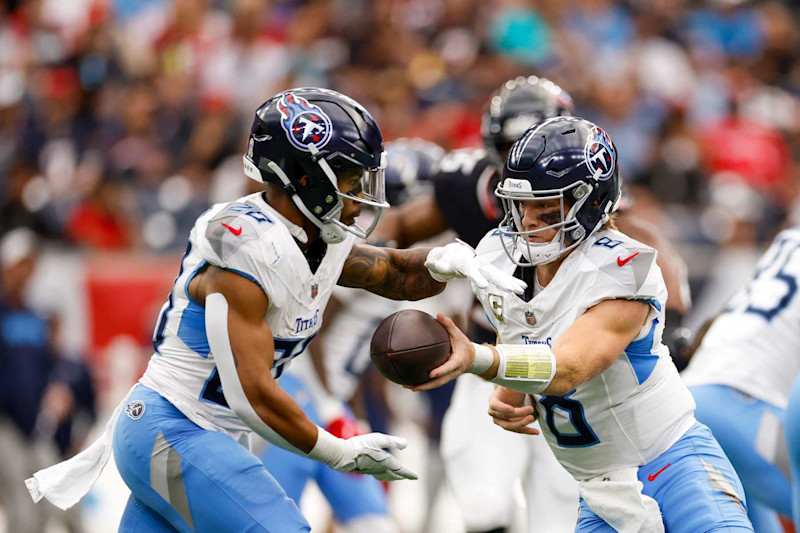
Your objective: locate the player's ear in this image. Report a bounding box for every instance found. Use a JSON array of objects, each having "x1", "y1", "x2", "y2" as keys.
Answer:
[{"x1": 298, "y1": 175, "x2": 310, "y2": 187}]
